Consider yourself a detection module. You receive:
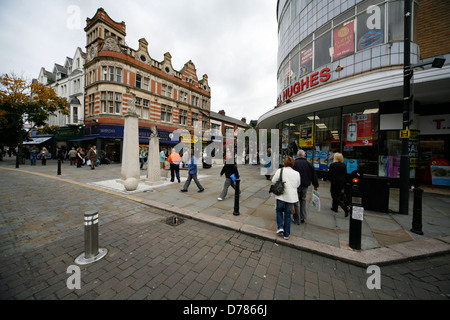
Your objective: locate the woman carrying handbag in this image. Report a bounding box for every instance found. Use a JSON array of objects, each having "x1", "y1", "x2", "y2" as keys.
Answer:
[{"x1": 271, "y1": 157, "x2": 300, "y2": 240}]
